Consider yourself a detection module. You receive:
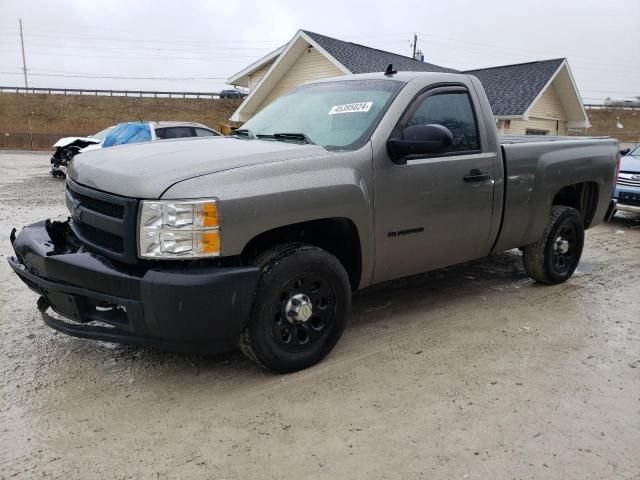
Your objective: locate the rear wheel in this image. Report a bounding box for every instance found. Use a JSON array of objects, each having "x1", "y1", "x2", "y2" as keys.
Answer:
[
  {"x1": 523, "y1": 206, "x2": 584, "y2": 284},
  {"x1": 239, "y1": 244, "x2": 351, "y2": 373}
]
